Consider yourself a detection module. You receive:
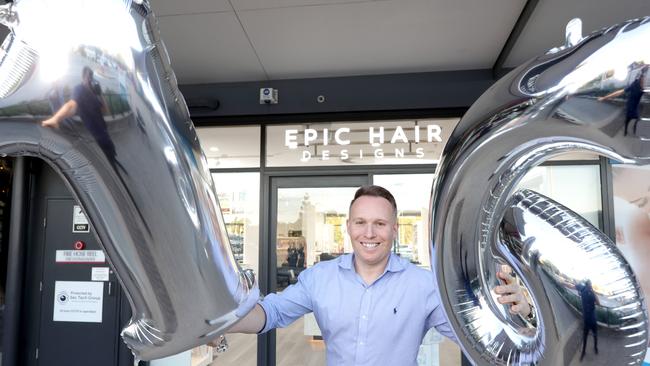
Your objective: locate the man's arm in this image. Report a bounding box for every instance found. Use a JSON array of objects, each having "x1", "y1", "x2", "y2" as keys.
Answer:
[
  {"x1": 228, "y1": 303, "x2": 266, "y2": 334},
  {"x1": 208, "y1": 303, "x2": 267, "y2": 347},
  {"x1": 216, "y1": 268, "x2": 314, "y2": 341},
  {"x1": 598, "y1": 89, "x2": 624, "y2": 101},
  {"x1": 42, "y1": 100, "x2": 78, "y2": 128}
]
